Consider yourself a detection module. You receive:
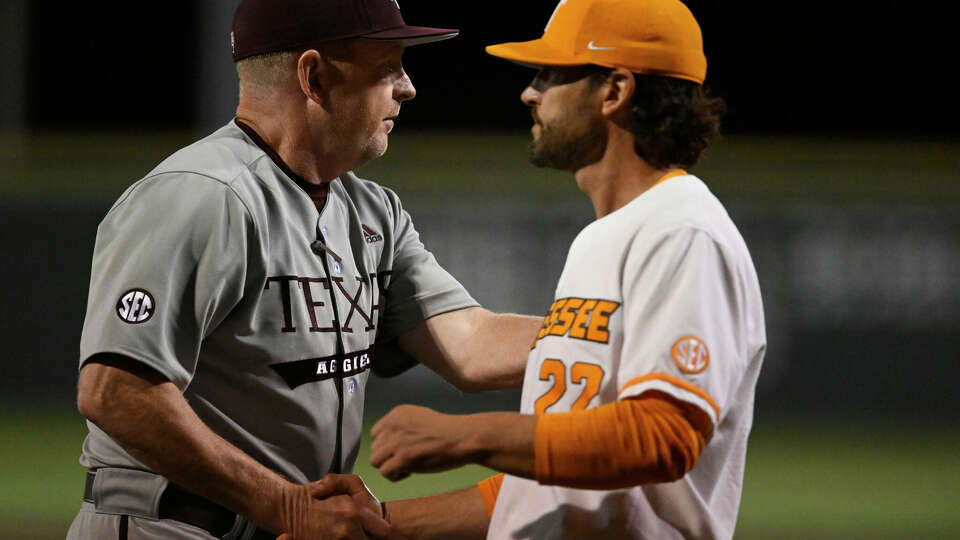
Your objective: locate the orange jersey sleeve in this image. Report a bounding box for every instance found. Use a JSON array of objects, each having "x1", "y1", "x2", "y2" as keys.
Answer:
[
  {"x1": 534, "y1": 396, "x2": 708, "y2": 489},
  {"x1": 477, "y1": 473, "x2": 506, "y2": 518}
]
